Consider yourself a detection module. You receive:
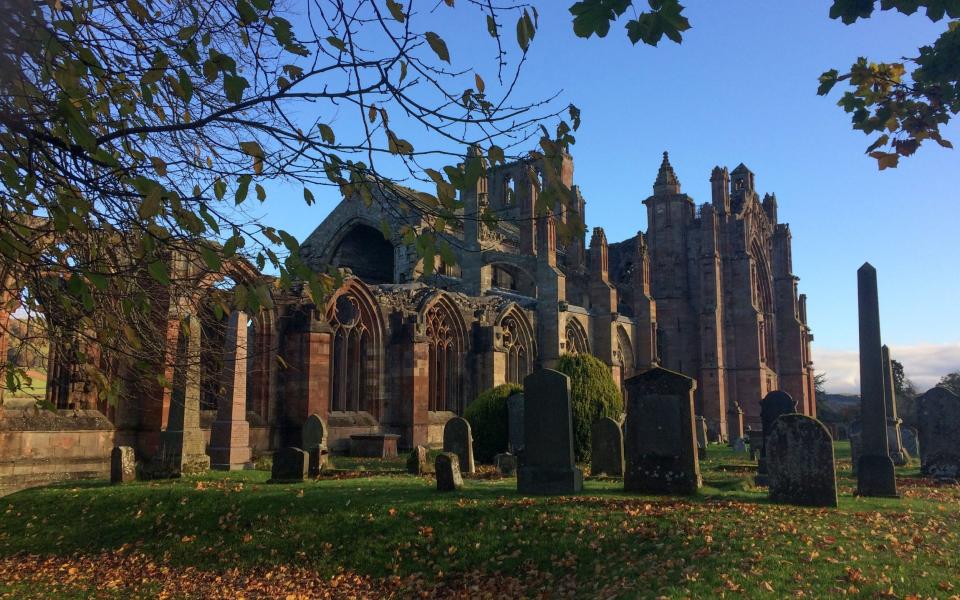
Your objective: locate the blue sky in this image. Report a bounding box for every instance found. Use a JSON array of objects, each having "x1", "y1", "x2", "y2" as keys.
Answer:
[{"x1": 261, "y1": 2, "x2": 959, "y2": 392}]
